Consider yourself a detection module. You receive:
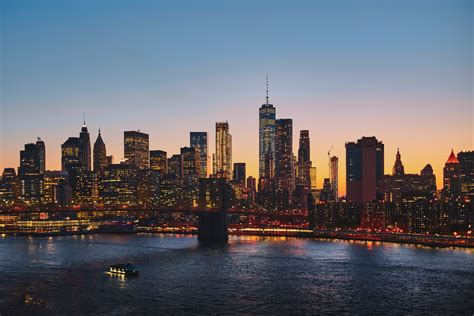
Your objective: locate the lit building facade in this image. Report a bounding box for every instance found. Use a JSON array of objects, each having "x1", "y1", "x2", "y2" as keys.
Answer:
[
  {"x1": 43, "y1": 171, "x2": 71, "y2": 205},
  {"x1": 190, "y1": 132, "x2": 208, "y2": 178},
  {"x1": 18, "y1": 143, "x2": 43, "y2": 204},
  {"x1": 150, "y1": 150, "x2": 168, "y2": 173},
  {"x1": 275, "y1": 119, "x2": 294, "y2": 192},
  {"x1": 0, "y1": 168, "x2": 18, "y2": 205},
  {"x1": 61, "y1": 137, "x2": 80, "y2": 172},
  {"x1": 124, "y1": 130, "x2": 149, "y2": 169},
  {"x1": 214, "y1": 122, "x2": 232, "y2": 178},
  {"x1": 297, "y1": 130, "x2": 311, "y2": 189},
  {"x1": 99, "y1": 164, "x2": 138, "y2": 205},
  {"x1": 259, "y1": 95, "x2": 276, "y2": 180}
]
